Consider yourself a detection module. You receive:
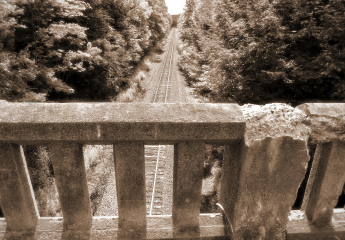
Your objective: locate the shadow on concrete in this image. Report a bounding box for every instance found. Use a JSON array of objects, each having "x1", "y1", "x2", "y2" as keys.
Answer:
[
  {"x1": 4, "y1": 228, "x2": 92, "y2": 240},
  {"x1": 61, "y1": 230, "x2": 91, "y2": 240},
  {"x1": 4, "y1": 228, "x2": 36, "y2": 240}
]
